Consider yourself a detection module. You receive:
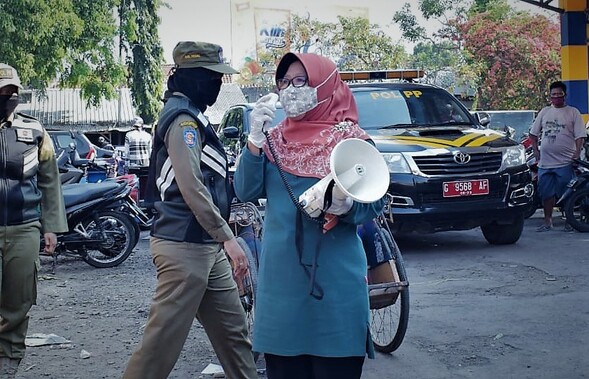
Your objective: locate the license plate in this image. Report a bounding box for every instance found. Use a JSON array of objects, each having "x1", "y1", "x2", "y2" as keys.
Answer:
[{"x1": 443, "y1": 179, "x2": 489, "y2": 198}]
